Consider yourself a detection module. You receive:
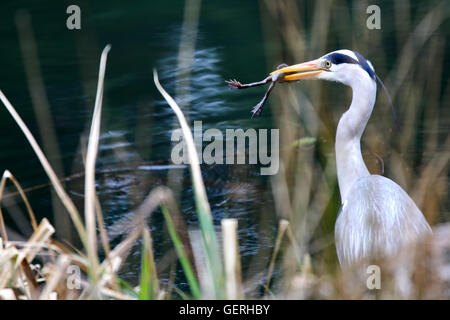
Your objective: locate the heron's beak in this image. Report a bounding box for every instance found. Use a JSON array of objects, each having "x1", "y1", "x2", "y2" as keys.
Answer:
[{"x1": 270, "y1": 59, "x2": 324, "y2": 81}]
